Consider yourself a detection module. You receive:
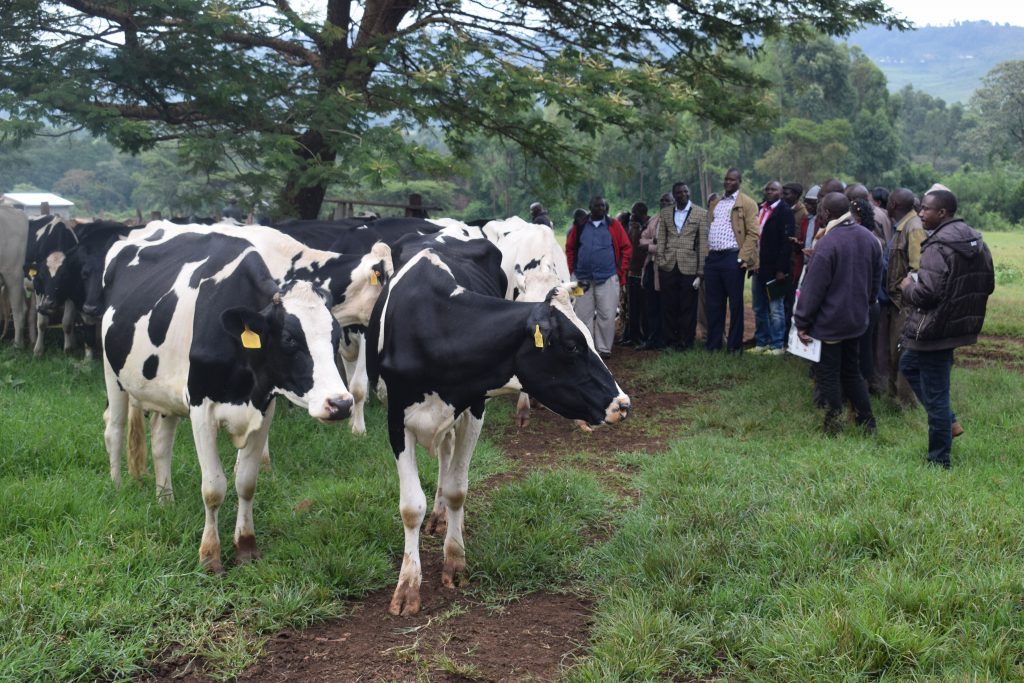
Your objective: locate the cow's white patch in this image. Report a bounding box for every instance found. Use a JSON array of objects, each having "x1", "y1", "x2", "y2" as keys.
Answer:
[
  {"x1": 46, "y1": 251, "x2": 66, "y2": 277},
  {"x1": 403, "y1": 392, "x2": 457, "y2": 456}
]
